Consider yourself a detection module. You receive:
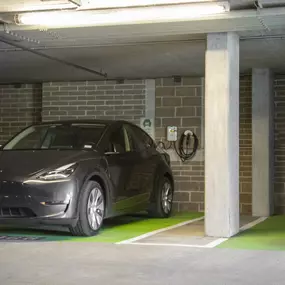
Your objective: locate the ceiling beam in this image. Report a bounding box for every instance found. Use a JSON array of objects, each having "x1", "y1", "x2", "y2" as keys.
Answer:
[{"x1": 258, "y1": 0, "x2": 285, "y2": 7}]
